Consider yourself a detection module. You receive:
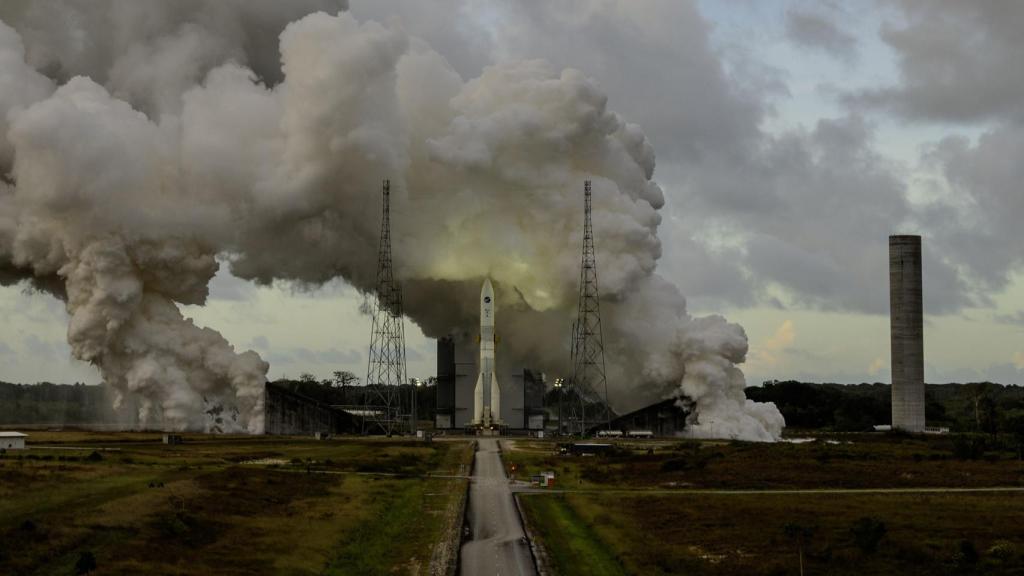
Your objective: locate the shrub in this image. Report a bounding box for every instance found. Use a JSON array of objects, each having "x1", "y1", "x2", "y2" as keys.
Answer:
[
  {"x1": 850, "y1": 517, "x2": 886, "y2": 554},
  {"x1": 953, "y1": 540, "x2": 978, "y2": 567},
  {"x1": 987, "y1": 540, "x2": 1016, "y2": 561},
  {"x1": 951, "y1": 434, "x2": 987, "y2": 460},
  {"x1": 85, "y1": 451, "x2": 103, "y2": 462},
  {"x1": 75, "y1": 551, "x2": 97, "y2": 574}
]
